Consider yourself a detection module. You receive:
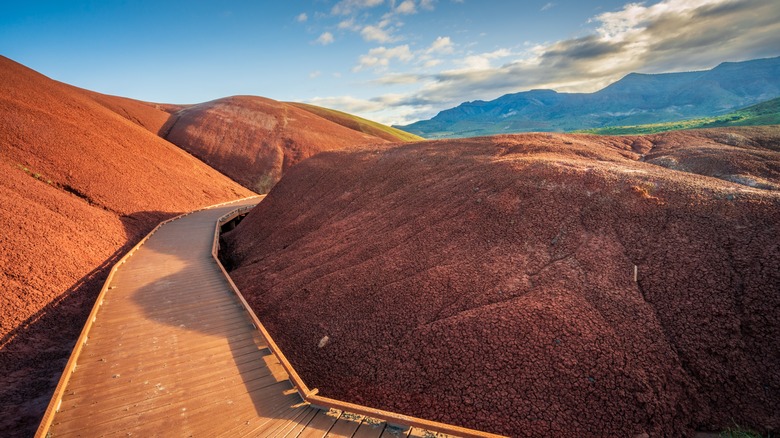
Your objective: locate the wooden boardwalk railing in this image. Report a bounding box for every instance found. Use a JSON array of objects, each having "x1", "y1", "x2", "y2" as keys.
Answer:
[{"x1": 36, "y1": 197, "x2": 504, "y2": 438}]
